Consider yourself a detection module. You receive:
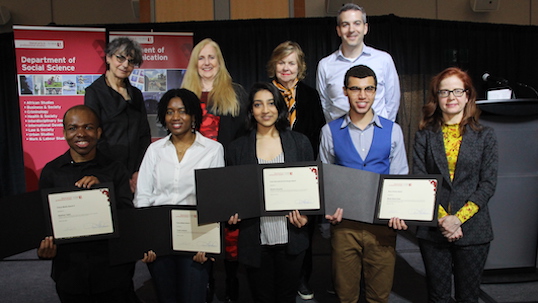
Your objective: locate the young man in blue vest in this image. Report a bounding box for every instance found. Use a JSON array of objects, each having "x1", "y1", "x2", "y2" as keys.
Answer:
[{"x1": 319, "y1": 65, "x2": 408, "y2": 303}]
